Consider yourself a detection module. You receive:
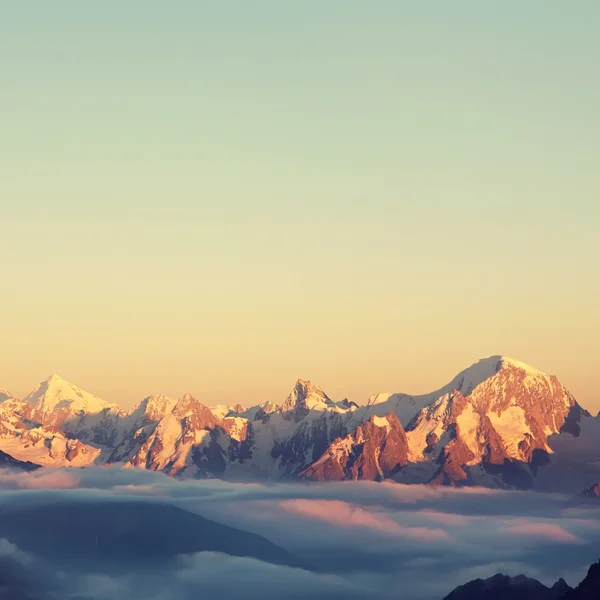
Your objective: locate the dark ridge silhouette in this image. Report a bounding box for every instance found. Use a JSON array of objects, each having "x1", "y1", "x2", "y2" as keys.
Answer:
[
  {"x1": 443, "y1": 559, "x2": 600, "y2": 600},
  {"x1": 0, "y1": 500, "x2": 309, "y2": 572},
  {"x1": 0, "y1": 450, "x2": 39, "y2": 472}
]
